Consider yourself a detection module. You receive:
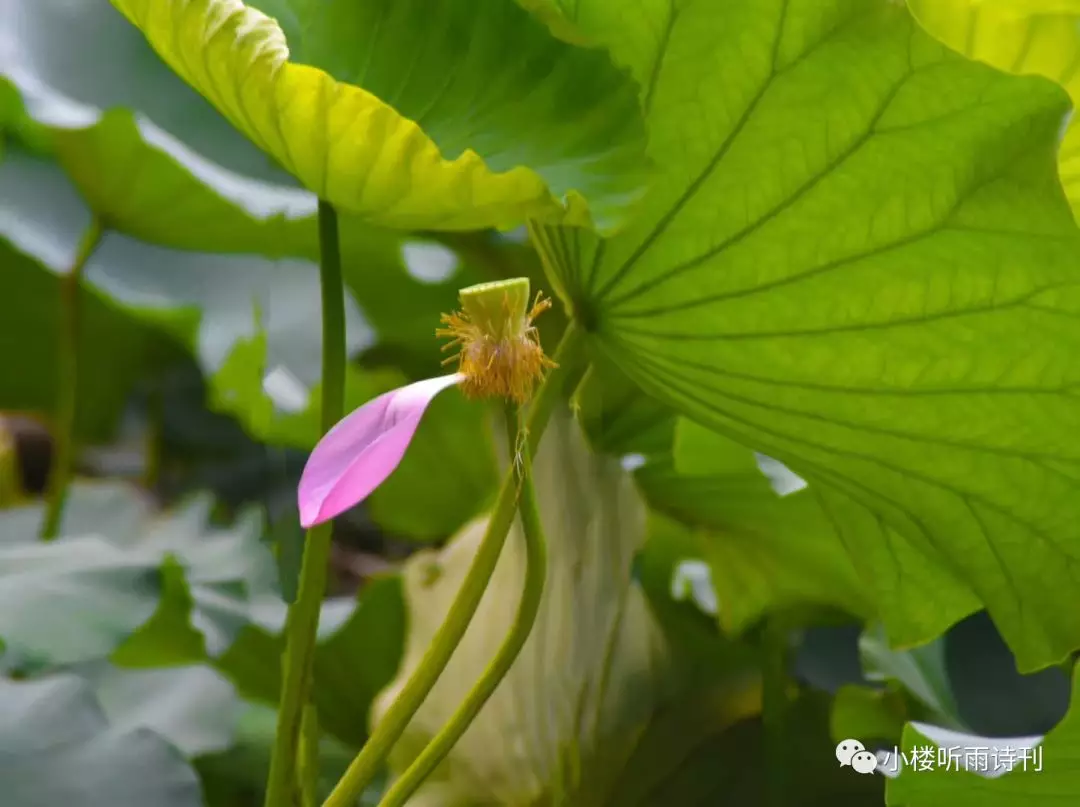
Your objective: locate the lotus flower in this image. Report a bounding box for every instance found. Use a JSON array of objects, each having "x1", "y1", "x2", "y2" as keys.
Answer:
[{"x1": 298, "y1": 278, "x2": 555, "y2": 528}]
